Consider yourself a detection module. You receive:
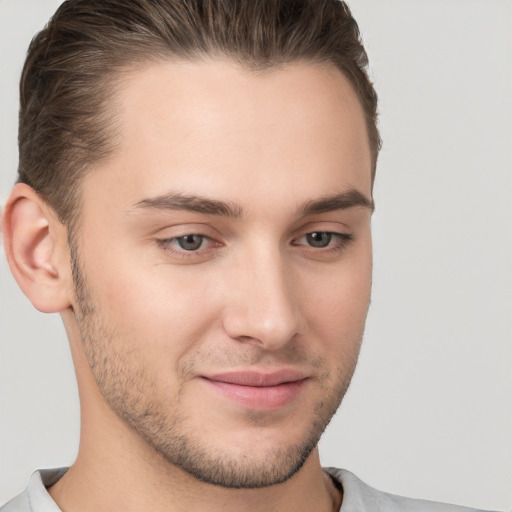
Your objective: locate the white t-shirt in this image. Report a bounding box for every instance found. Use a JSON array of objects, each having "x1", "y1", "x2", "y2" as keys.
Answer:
[{"x1": 0, "y1": 467, "x2": 495, "y2": 512}]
